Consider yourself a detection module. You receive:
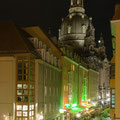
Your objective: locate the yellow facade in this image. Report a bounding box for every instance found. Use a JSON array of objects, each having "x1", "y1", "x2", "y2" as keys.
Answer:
[{"x1": 110, "y1": 21, "x2": 120, "y2": 120}]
